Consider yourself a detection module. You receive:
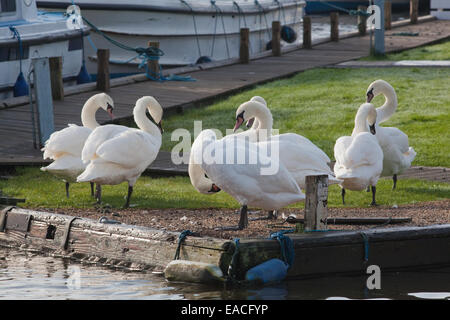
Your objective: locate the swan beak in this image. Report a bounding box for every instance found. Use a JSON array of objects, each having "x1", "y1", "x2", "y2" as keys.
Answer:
[
  {"x1": 366, "y1": 92, "x2": 374, "y2": 103},
  {"x1": 107, "y1": 103, "x2": 114, "y2": 119},
  {"x1": 246, "y1": 117, "x2": 255, "y2": 128},
  {"x1": 209, "y1": 184, "x2": 221, "y2": 193},
  {"x1": 233, "y1": 117, "x2": 244, "y2": 133},
  {"x1": 157, "y1": 121, "x2": 164, "y2": 134},
  {"x1": 369, "y1": 124, "x2": 376, "y2": 135}
]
